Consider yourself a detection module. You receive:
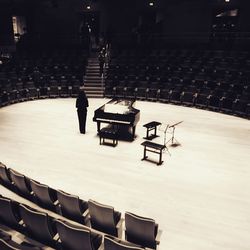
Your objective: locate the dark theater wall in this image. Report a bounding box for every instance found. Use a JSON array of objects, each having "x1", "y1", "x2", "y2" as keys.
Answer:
[
  {"x1": 158, "y1": 1, "x2": 212, "y2": 44},
  {"x1": 29, "y1": 0, "x2": 81, "y2": 46},
  {"x1": 0, "y1": 11, "x2": 14, "y2": 46}
]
